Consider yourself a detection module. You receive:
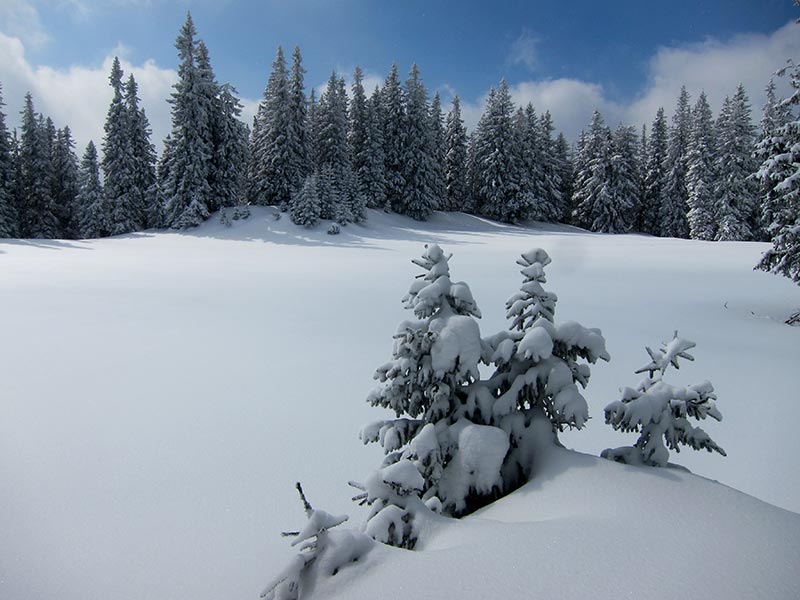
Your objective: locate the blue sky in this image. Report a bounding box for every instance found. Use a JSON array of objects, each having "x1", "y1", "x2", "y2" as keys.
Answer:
[{"x1": 1, "y1": 0, "x2": 799, "y2": 152}]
